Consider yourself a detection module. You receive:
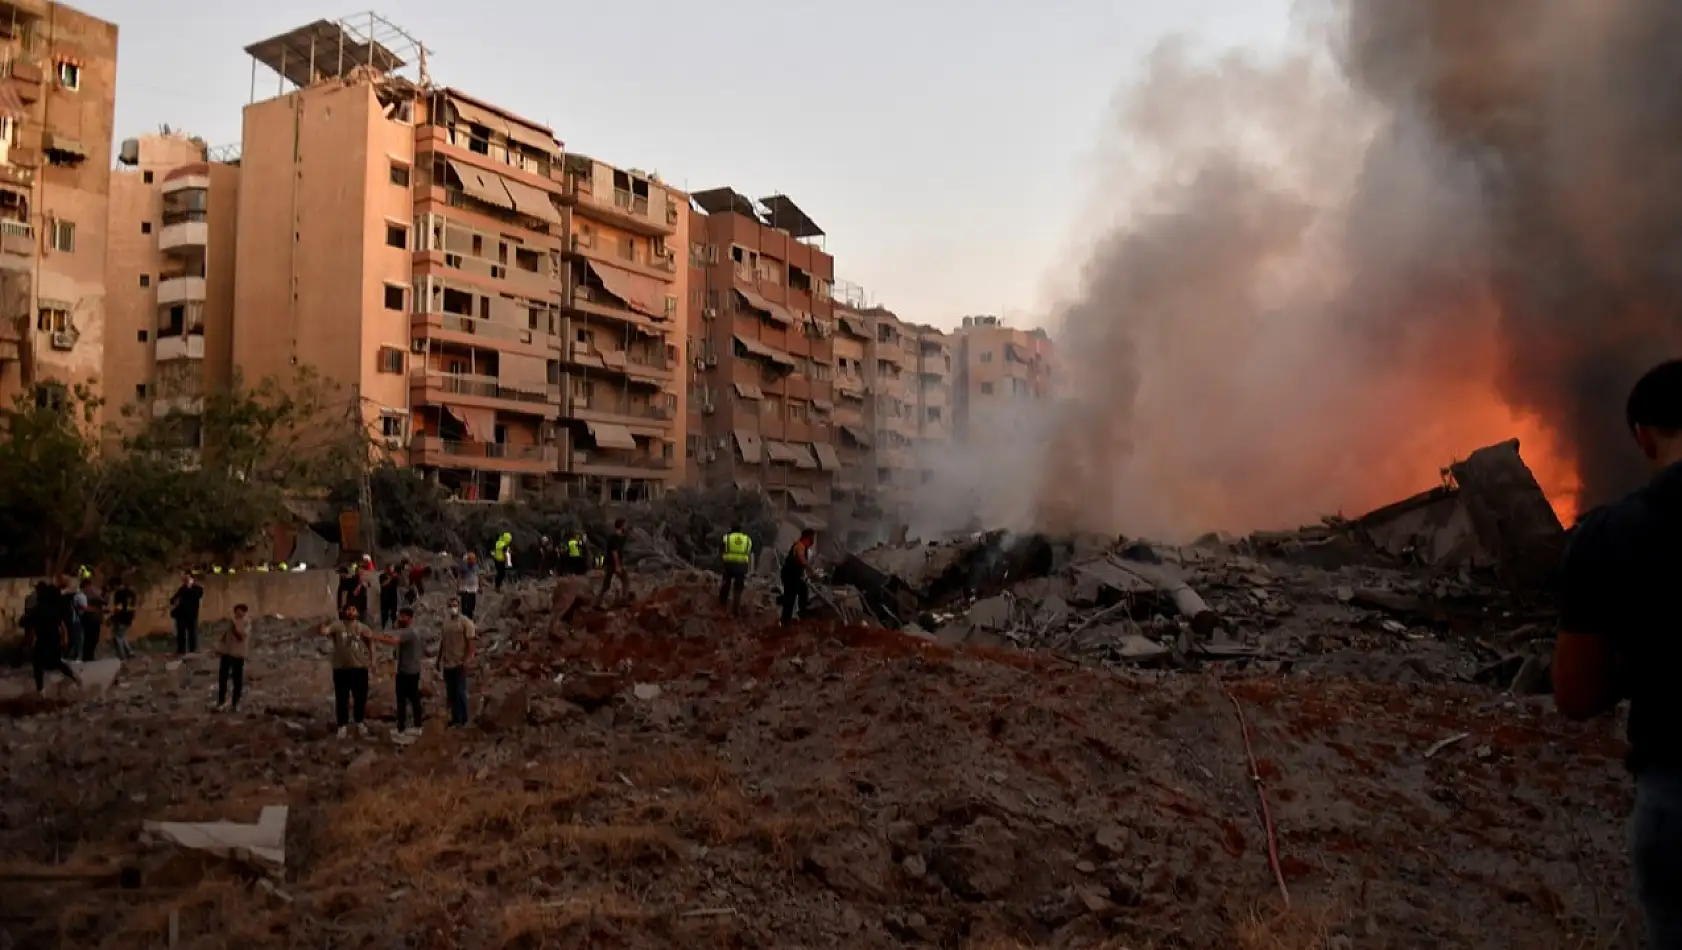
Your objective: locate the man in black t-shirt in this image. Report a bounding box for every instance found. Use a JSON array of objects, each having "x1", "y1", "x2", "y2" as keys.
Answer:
[
  {"x1": 109, "y1": 578, "x2": 138, "y2": 661},
  {"x1": 1557, "y1": 359, "x2": 1682, "y2": 948},
  {"x1": 594, "y1": 519, "x2": 630, "y2": 607},
  {"x1": 169, "y1": 574, "x2": 205, "y2": 654}
]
